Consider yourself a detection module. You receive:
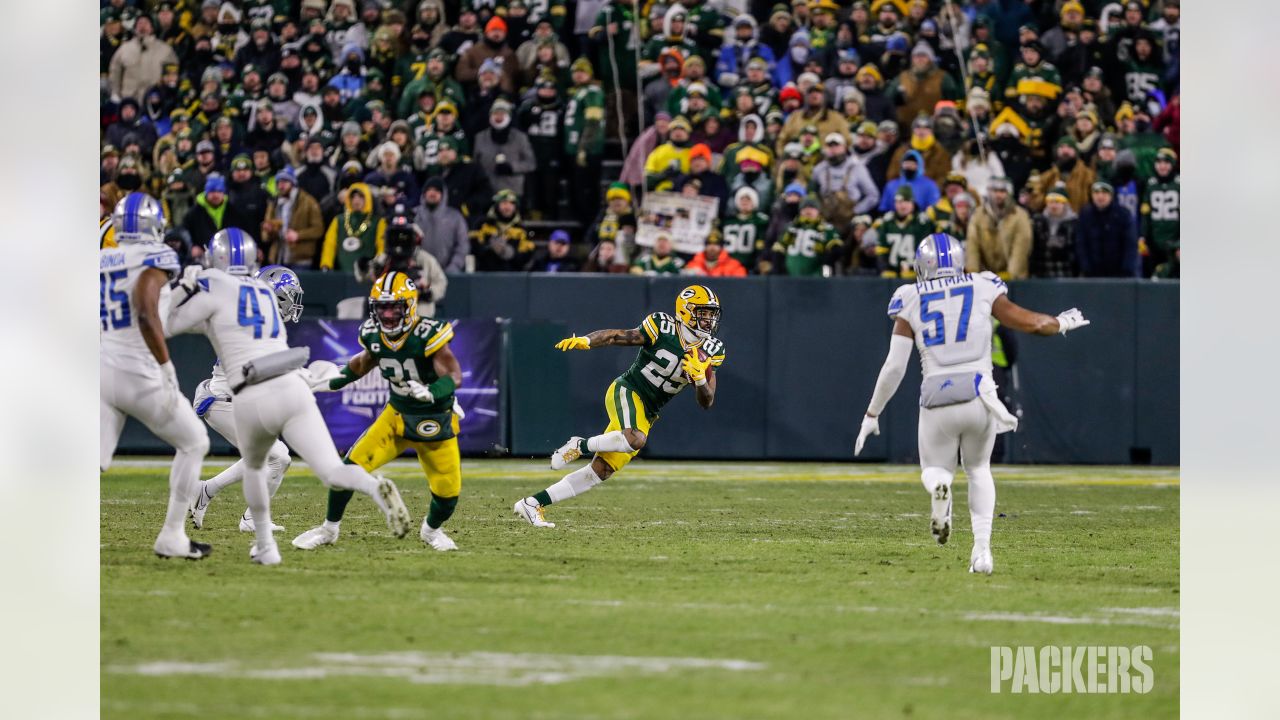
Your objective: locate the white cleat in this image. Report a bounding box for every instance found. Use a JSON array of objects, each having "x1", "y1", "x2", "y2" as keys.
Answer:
[
  {"x1": 373, "y1": 475, "x2": 412, "y2": 539},
  {"x1": 420, "y1": 522, "x2": 458, "y2": 552},
  {"x1": 188, "y1": 482, "x2": 211, "y2": 529},
  {"x1": 550, "y1": 436, "x2": 586, "y2": 470},
  {"x1": 250, "y1": 540, "x2": 282, "y2": 565},
  {"x1": 239, "y1": 512, "x2": 285, "y2": 533},
  {"x1": 969, "y1": 546, "x2": 994, "y2": 575},
  {"x1": 291, "y1": 524, "x2": 339, "y2": 550},
  {"x1": 930, "y1": 483, "x2": 952, "y2": 545},
  {"x1": 154, "y1": 532, "x2": 213, "y2": 560},
  {"x1": 513, "y1": 498, "x2": 556, "y2": 528}
]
